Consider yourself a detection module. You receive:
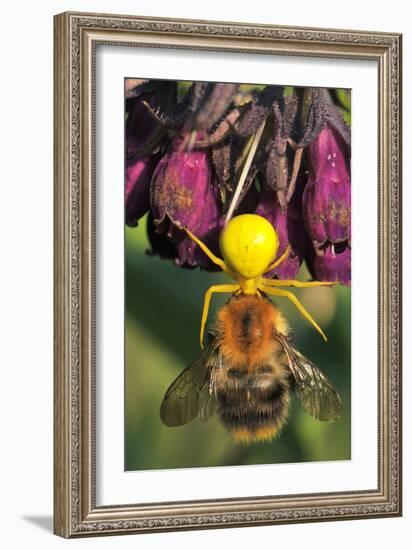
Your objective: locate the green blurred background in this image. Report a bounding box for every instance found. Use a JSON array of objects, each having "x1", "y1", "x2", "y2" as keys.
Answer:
[{"x1": 125, "y1": 220, "x2": 351, "y2": 471}]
